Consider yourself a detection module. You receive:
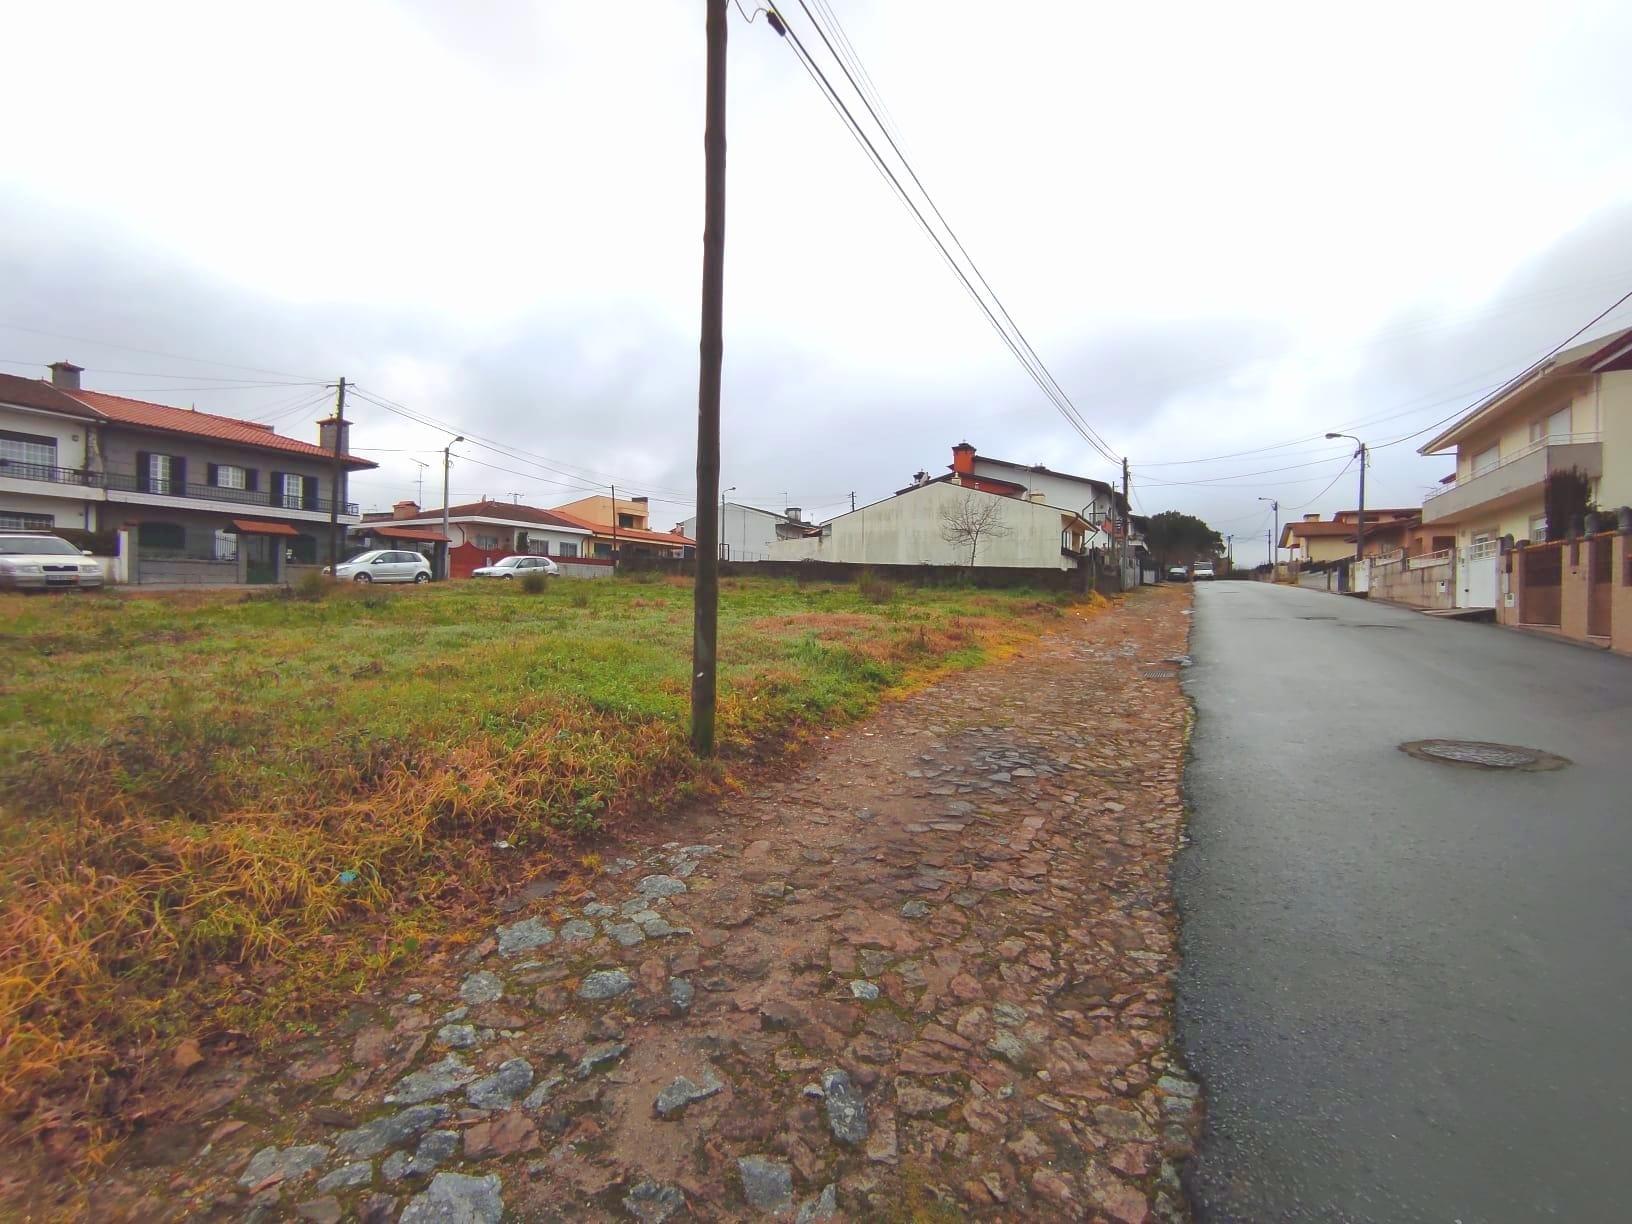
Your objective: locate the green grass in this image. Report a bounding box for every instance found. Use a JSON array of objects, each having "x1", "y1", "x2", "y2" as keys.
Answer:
[{"x1": 0, "y1": 575, "x2": 1075, "y2": 1146}]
